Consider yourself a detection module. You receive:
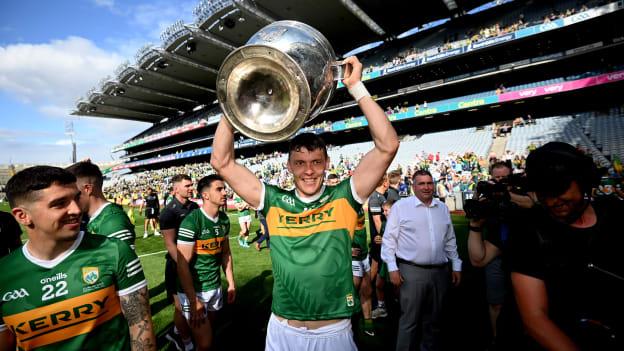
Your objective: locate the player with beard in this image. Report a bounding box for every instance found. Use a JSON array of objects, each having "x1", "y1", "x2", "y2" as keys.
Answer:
[
  {"x1": 210, "y1": 55, "x2": 399, "y2": 350},
  {"x1": 159, "y1": 174, "x2": 198, "y2": 351},
  {"x1": 510, "y1": 142, "x2": 624, "y2": 350}
]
